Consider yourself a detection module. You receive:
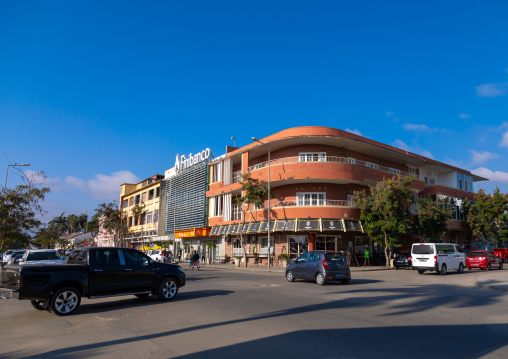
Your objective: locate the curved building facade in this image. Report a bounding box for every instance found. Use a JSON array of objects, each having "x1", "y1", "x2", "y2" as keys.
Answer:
[{"x1": 207, "y1": 126, "x2": 485, "y2": 266}]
